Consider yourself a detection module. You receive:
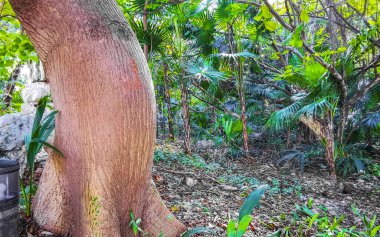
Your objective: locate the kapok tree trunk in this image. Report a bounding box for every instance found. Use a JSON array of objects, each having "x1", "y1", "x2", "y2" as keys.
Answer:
[
  {"x1": 163, "y1": 63, "x2": 175, "y2": 141},
  {"x1": 9, "y1": 0, "x2": 185, "y2": 236}
]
